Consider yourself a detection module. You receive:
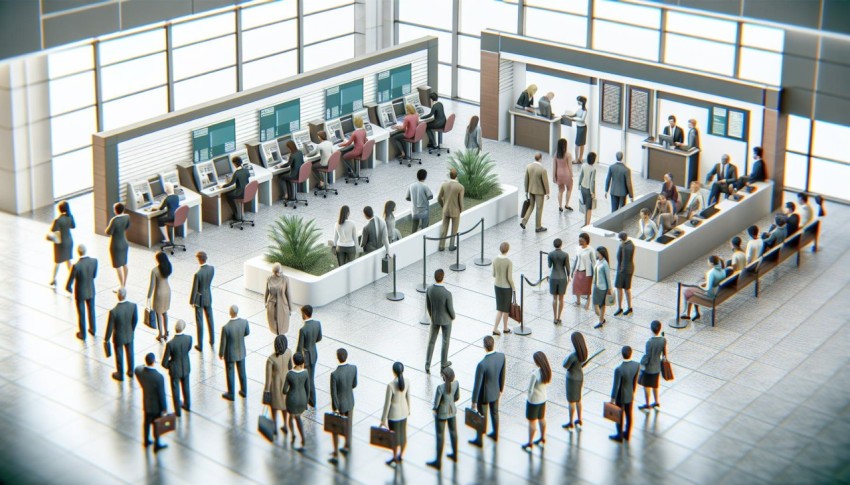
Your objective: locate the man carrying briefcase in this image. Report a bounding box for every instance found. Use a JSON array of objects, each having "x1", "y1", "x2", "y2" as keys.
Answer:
[
  {"x1": 135, "y1": 353, "x2": 170, "y2": 452},
  {"x1": 327, "y1": 348, "x2": 357, "y2": 465}
]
